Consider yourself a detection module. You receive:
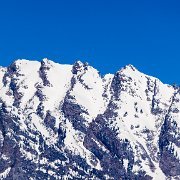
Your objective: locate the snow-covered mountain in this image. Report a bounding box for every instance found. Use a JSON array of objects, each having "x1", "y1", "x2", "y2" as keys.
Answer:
[{"x1": 0, "y1": 59, "x2": 179, "y2": 179}]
